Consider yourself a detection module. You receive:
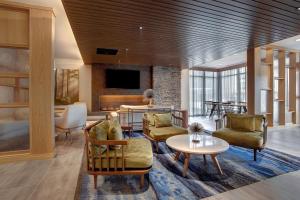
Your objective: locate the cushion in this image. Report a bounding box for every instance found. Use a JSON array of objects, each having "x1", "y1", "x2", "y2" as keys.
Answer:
[
  {"x1": 230, "y1": 115, "x2": 255, "y2": 131},
  {"x1": 108, "y1": 119, "x2": 124, "y2": 149},
  {"x1": 254, "y1": 115, "x2": 264, "y2": 132},
  {"x1": 89, "y1": 120, "x2": 110, "y2": 154},
  {"x1": 212, "y1": 128, "x2": 263, "y2": 149},
  {"x1": 144, "y1": 112, "x2": 155, "y2": 126},
  {"x1": 149, "y1": 125, "x2": 188, "y2": 141},
  {"x1": 94, "y1": 138, "x2": 153, "y2": 169},
  {"x1": 154, "y1": 113, "x2": 172, "y2": 128}
]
